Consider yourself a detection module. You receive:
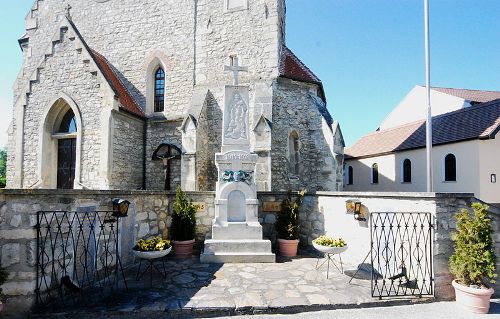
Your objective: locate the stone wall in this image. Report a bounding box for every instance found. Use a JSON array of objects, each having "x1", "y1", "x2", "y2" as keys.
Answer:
[
  {"x1": 271, "y1": 79, "x2": 341, "y2": 192},
  {"x1": 110, "y1": 111, "x2": 145, "y2": 190},
  {"x1": 2, "y1": 189, "x2": 495, "y2": 308}
]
